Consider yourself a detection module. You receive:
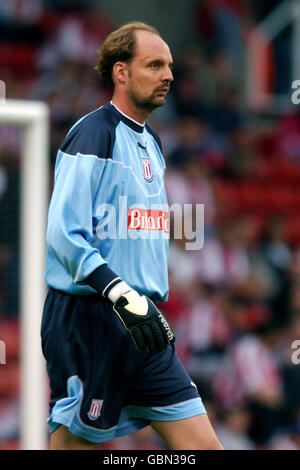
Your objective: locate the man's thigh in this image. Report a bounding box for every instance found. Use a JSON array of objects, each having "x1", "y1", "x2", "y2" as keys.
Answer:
[
  {"x1": 50, "y1": 425, "x2": 99, "y2": 450},
  {"x1": 127, "y1": 345, "x2": 200, "y2": 408},
  {"x1": 151, "y1": 414, "x2": 223, "y2": 450}
]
